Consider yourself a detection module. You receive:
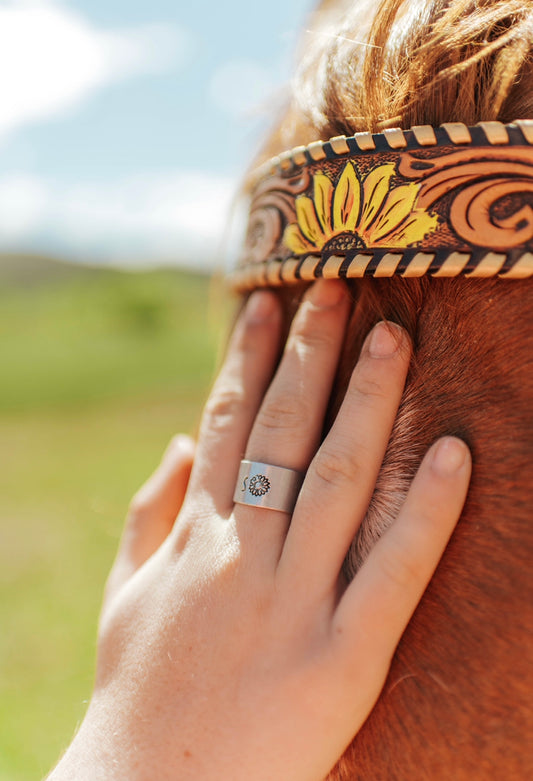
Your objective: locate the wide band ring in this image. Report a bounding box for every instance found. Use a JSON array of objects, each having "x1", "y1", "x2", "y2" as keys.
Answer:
[{"x1": 233, "y1": 460, "x2": 304, "y2": 514}]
